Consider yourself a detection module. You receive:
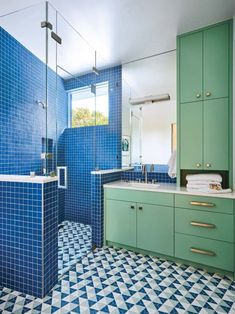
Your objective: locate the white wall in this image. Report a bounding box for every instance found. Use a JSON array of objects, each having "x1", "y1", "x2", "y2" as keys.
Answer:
[
  {"x1": 122, "y1": 51, "x2": 176, "y2": 165},
  {"x1": 233, "y1": 14, "x2": 235, "y2": 189}
]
